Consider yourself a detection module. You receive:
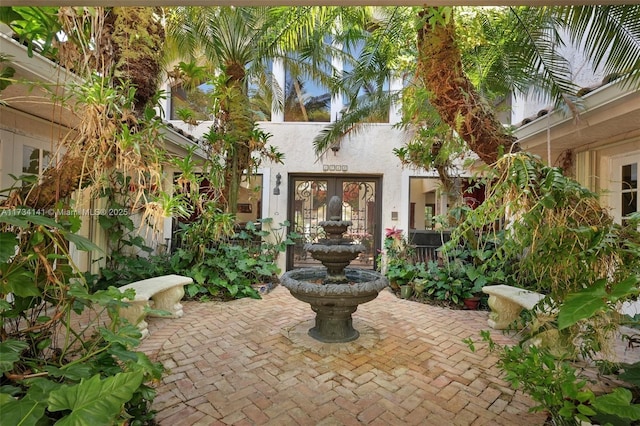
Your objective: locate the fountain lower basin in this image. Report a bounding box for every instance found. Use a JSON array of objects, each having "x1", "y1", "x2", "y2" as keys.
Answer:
[{"x1": 281, "y1": 268, "x2": 388, "y2": 343}]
